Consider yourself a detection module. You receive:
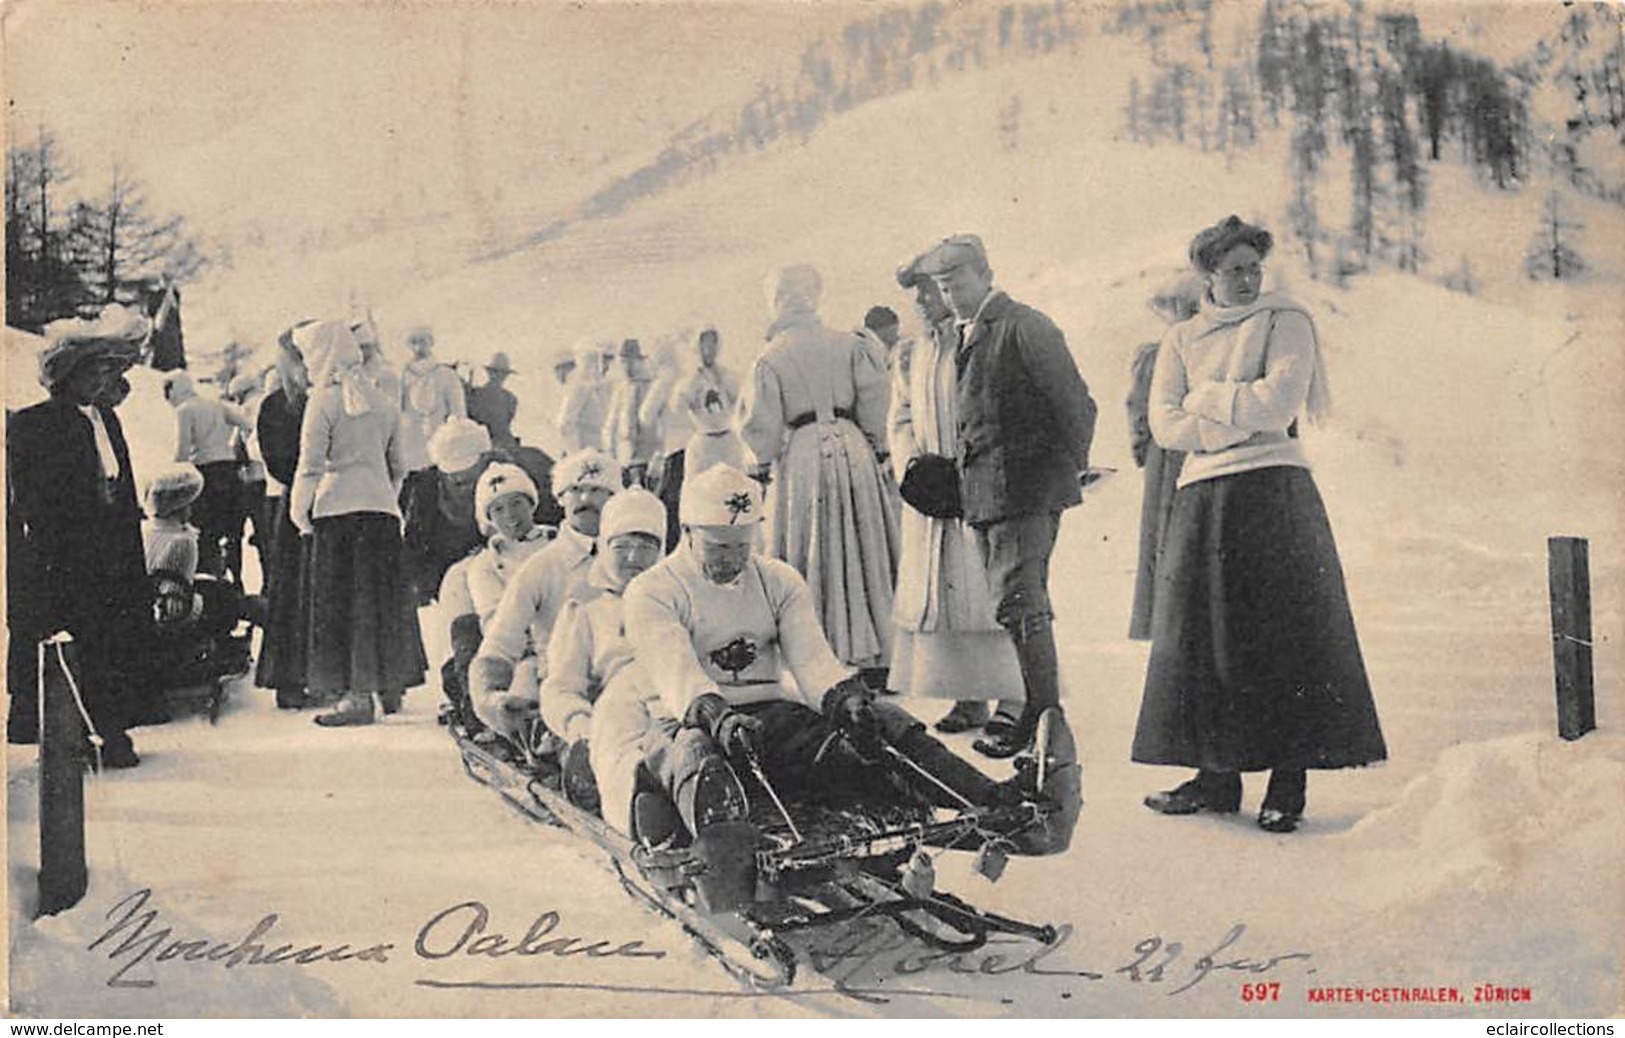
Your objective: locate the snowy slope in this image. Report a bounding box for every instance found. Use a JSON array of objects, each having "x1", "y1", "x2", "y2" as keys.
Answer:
[{"x1": 9, "y1": 21, "x2": 1624, "y2": 1020}]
